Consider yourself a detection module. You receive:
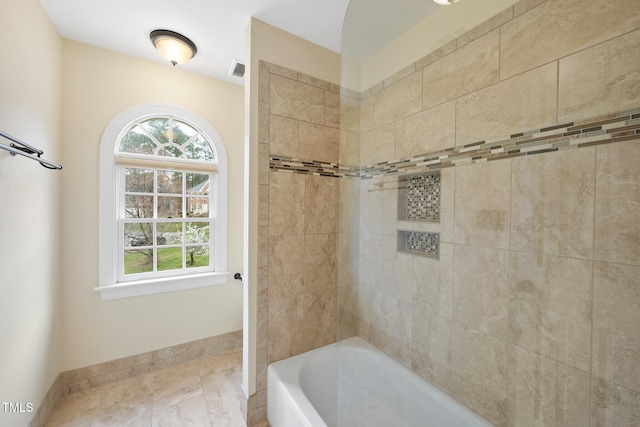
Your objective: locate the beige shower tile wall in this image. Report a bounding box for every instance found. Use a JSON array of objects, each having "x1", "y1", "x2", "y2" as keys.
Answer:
[
  {"x1": 558, "y1": 29, "x2": 640, "y2": 122},
  {"x1": 591, "y1": 378, "x2": 640, "y2": 427},
  {"x1": 356, "y1": 143, "x2": 640, "y2": 427},
  {"x1": 411, "y1": 306, "x2": 452, "y2": 391},
  {"x1": 337, "y1": 175, "x2": 360, "y2": 341},
  {"x1": 361, "y1": 123, "x2": 395, "y2": 165},
  {"x1": 453, "y1": 245, "x2": 509, "y2": 340},
  {"x1": 252, "y1": 0, "x2": 639, "y2": 424},
  {"x1": 422, "y1": 29, "x2": 500, "y2": 110},
  {"x1": 412, "y1": 243, "x2": 453, "y2": 319},
  {"x1": 255, "y1": 61, "x2": 342, "y2": 426},
  {"x1": 268, "y1": 66, "x2": 340, "y2": 163},
  {"x1": 270, "y1": 75, "x2": 324, "y2": 124},
  {"x1": 451, "y1": 323, "x2": 508, "y2": 426},
  {"x1": 373, "y1": 72, "x2": 422, "y2": 128},
  {"x1": 511, "y1": 148, "x2": 596, "y2": 259},
  {"x1": 266, "y1": 170, "x2": 338, "y2": 361},
  {"x1": 592, "y1": 261, "x2": 640, "y2": 392},
  {"x1": 456, "y1": 62, "x2": 558, "y2": 146},
  {"x1": 454, "y1": 160, "x2": 511, "y2": 249},
  {"x1": 499, "y1": 0, "x2": 640, "y2": 80},
  {"x1": 396, "y1": 101, "x2": 455, "y2": 159},
  {"x1": 356, "y1": 0, "x2": 638, "y2": 153},
  {"x1": 346, "y1": 0, "x2": 640, "y2": 426},
  {"x1": 509, "y1": 252, "x2": 593, "y2": 372},
  {"x1": 594, "y1": 139, "x2": 640, "y2": 265},
  {"x1": 507, "y1": 345, "x2": 591, "y2": 427}
]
